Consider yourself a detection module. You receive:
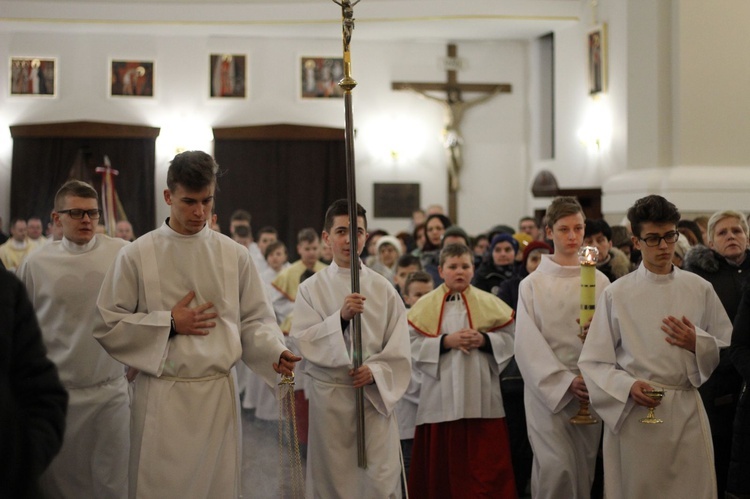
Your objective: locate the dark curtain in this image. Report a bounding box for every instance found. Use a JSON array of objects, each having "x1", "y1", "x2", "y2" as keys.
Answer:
[
  {"x1": 11, "y1": 137, "x2": 156, "y2": 237},
  {"x1": 214, "y1": 139, "x2": 347, "y2": 259}
]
